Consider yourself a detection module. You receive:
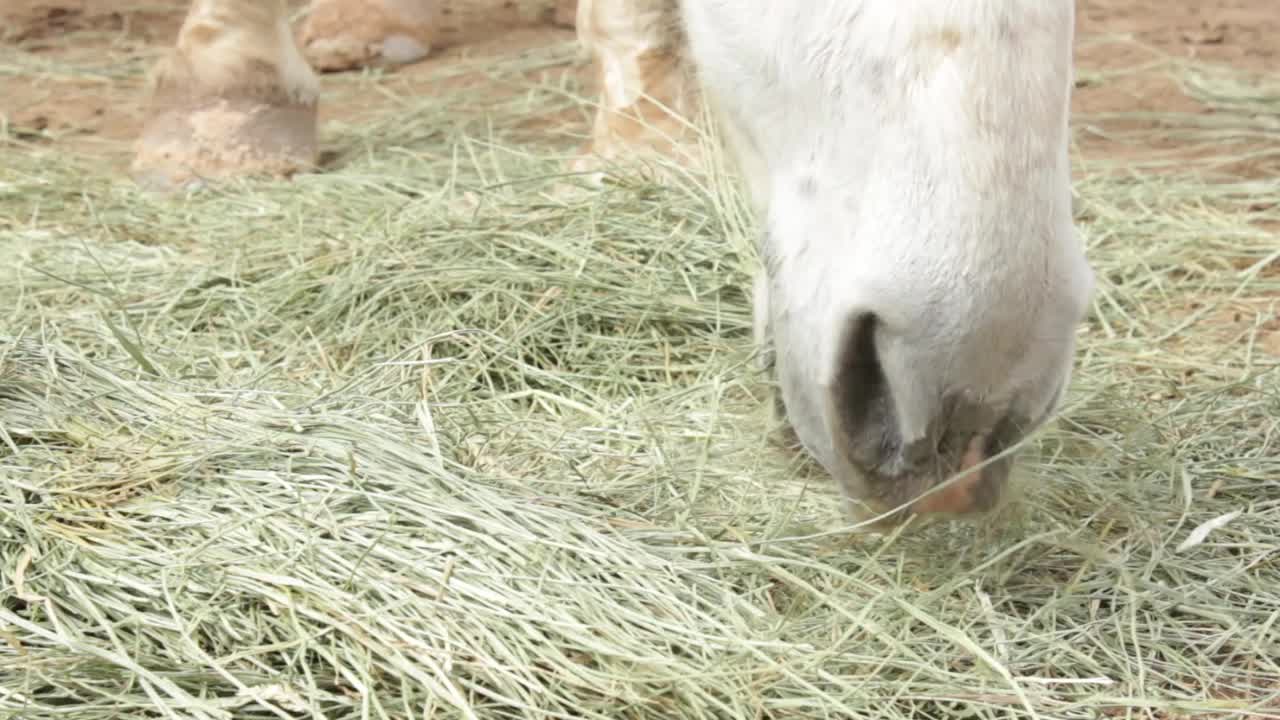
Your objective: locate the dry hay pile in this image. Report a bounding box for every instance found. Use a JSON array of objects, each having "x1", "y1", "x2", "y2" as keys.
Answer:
[{"x1": 2, "y1": 43, "x2": 1279, "y2": 720}]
